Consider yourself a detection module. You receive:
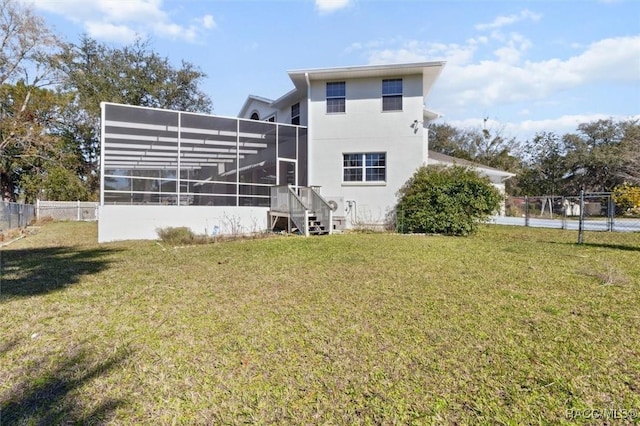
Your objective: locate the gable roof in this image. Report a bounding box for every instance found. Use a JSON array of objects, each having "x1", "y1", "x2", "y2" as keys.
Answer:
[{"x1": 237, "y1": 94, "x2": 274, "y2": 118}]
